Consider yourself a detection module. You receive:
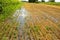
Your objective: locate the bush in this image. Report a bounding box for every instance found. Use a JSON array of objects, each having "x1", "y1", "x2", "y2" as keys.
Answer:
[
  {"x1": 29, "y1": 0, "x2": 38, "y2": 3},
  {"x1": 0, "y1": 0, "x2": 22, "y2": 21},
  {"x1": 0, "y1": 2, "x2": 2, "y2": 14}
]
